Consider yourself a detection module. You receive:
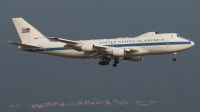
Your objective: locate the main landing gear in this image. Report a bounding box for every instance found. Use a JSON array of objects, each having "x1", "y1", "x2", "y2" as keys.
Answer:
[
  {"x1": 98, "y1": 58, "x2": 119, "y2": 67},
  {"x1": 172, "y1": 52, "x2": 177, "y2": 61},
  {"x1": 113, "y1": 60, "x2": 119, "y2": 67},
  {"x1": 99, "y1": 58, "x2": 111, "y2": 66}
]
